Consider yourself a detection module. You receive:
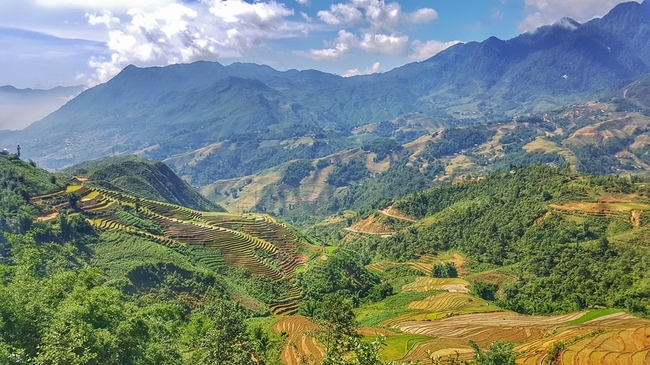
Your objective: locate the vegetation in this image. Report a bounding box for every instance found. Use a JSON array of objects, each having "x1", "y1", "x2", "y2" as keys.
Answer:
[
  {"x1": 281, "y1": 160, "x2": 314, "y2": 187},
  {"x1": 0, "y1": 156, "x2": 287, "y2": 365},
  {"x1": 327, "y1": 160, "x2": 370, "y2": 187},
  {"x1": 361, "y1": 138, "x2": 403, "y2": 160},
  {"x1": 347, "y1": 165, "x2": 650, "y2": 315},
  {"x1": 65, "y1": 156, "x2": 223, "y2": 211},
  {"x1": 423, "y1": 125, "x2": 495, "y2": 160},
  {"x1": 431, "y1": 262, "x2": 458, "y2": 278}
]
